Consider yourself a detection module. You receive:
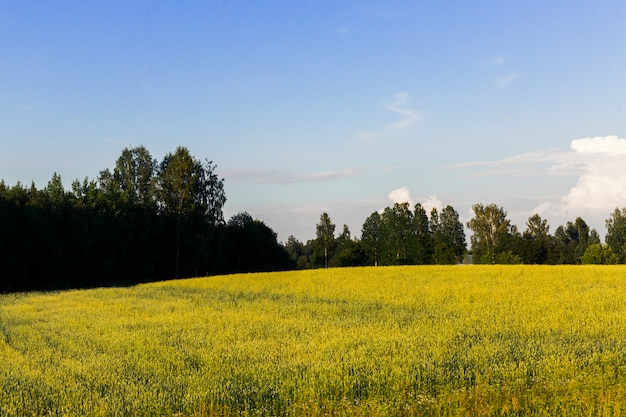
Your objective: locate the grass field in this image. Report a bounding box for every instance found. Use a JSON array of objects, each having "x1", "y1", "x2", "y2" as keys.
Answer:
[{"x1": 2, "y1": 266, "x2": 626, "y2": 416}]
